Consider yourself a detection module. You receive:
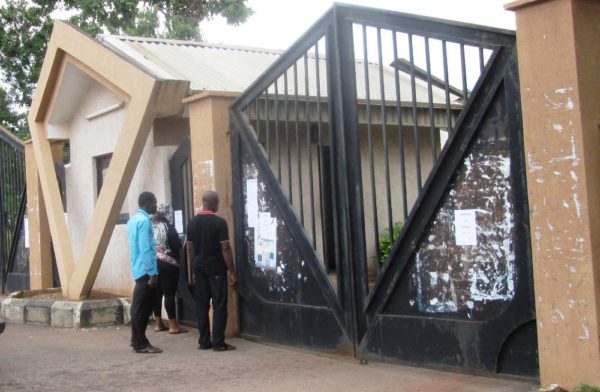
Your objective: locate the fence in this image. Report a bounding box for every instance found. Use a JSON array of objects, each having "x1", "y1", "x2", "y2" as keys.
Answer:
[{"x1": 0, "y1": 126, "x2": 26, "y2": 293}]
